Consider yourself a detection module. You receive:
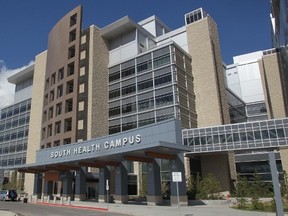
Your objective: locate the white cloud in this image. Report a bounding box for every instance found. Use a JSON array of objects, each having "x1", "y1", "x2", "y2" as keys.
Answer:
[{"x1": 0, "y1": 60, "x2": 34, "y2": 109}]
